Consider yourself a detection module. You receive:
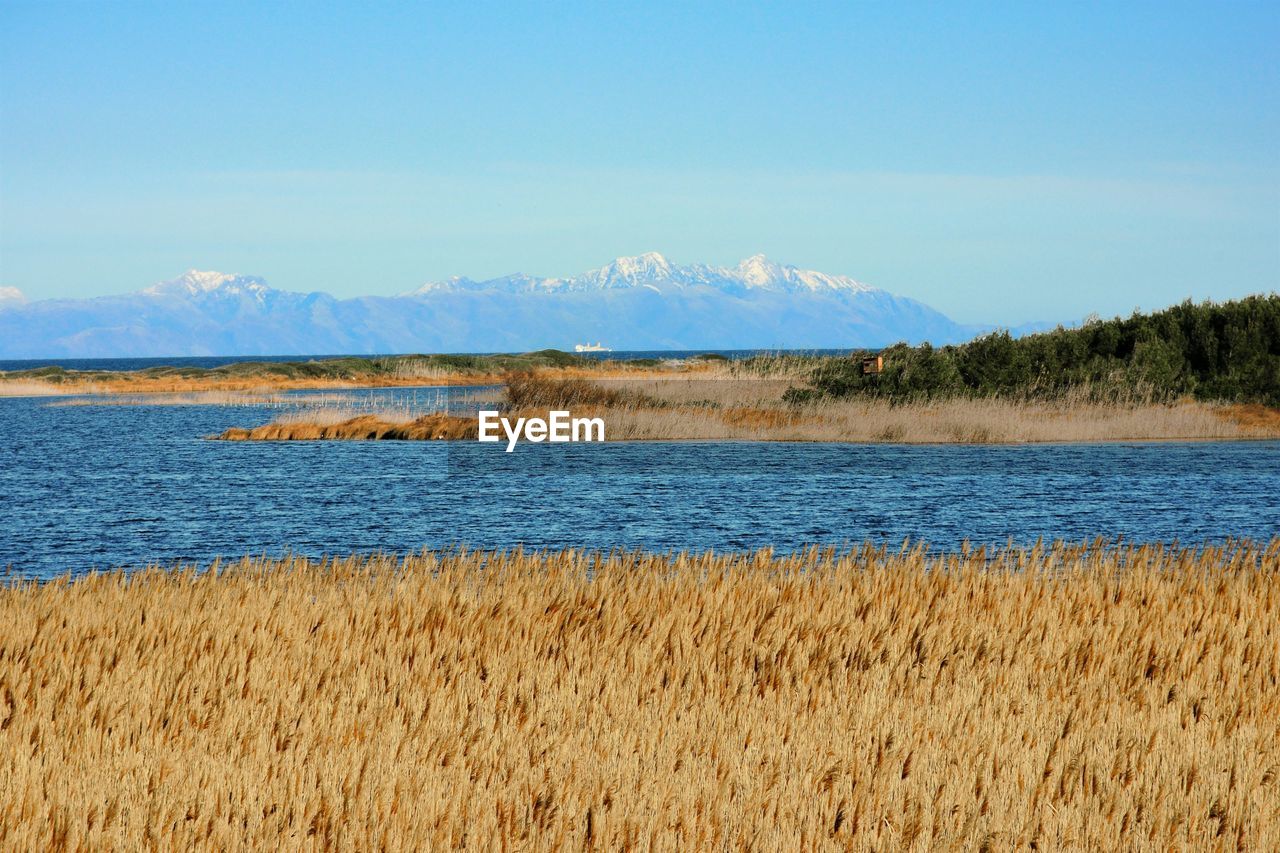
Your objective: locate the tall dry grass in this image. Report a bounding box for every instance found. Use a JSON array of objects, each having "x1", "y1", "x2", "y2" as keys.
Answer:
[
  {"x1": 602, "y1": 394, "x2": 1278, "y2": 443},
  {"x1": 218, "y1": 413, "x2": 477, "y2": 441},
  {"x1": 2, "y1": 542, "x2": 1278, "y2": 849},
  {"x1": 515, "y1": 375, "x2": 1280, "y2": 442},
  {"x1": 0, "y1": 380, "x2": 88, "y2": 398},
  {"x1": 0, "y1": 358, "x2": 728, "y2": 398},
  {"x1": 220, "y1": 374, "x2": 1280, "y2": 444},
  {"x1": 567, "y1": 377, "x2": 1280, "y2": 442}
]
